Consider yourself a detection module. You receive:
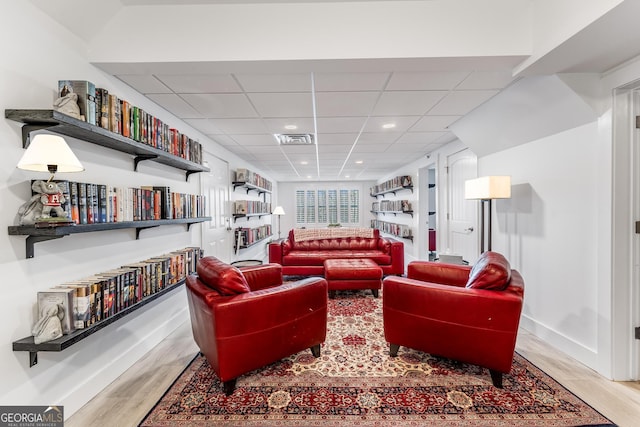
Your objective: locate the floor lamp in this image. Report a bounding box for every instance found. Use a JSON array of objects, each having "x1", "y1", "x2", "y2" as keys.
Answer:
[
  {"x1": 464, "y1": 176, "x2": 511, "y2": 253},
  {"x1": 272, "y1": 206, "x2": 285, "y2": 239}
]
